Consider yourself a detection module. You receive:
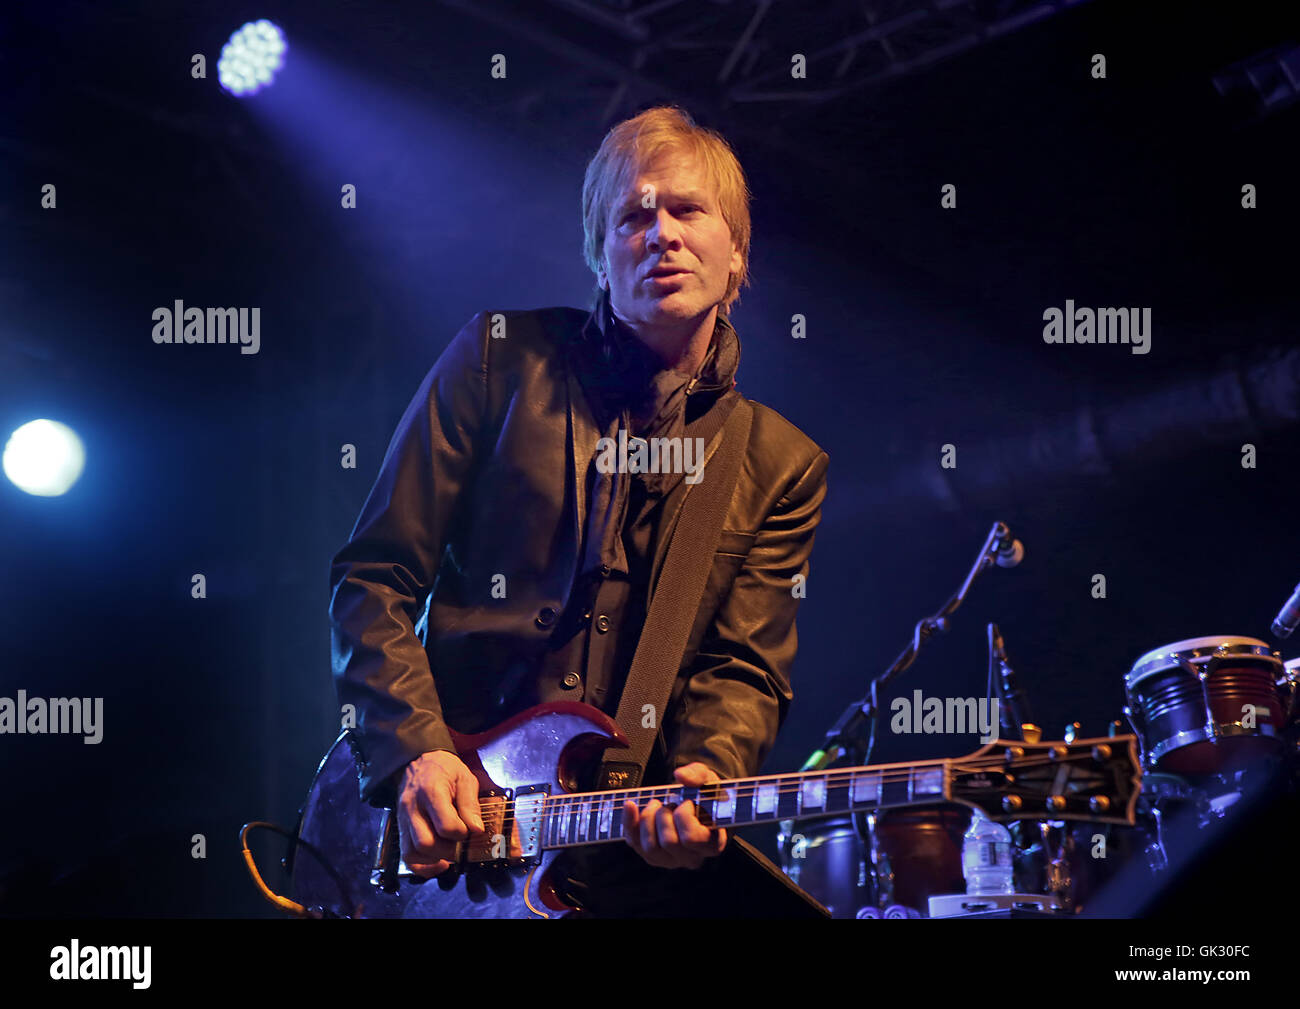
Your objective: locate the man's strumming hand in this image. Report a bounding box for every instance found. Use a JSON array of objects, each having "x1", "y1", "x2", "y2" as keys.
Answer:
[
  {"x1": 622, "y1": 762, "x2": 728, "y2": 870},
  {"x1": 396, "y1": 749, "x2": 485, "y2": 878}
]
